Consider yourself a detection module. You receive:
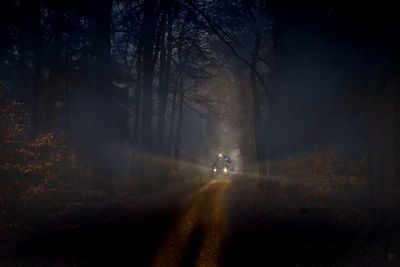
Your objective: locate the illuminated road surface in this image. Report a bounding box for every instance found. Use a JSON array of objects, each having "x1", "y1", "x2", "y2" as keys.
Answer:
[{"x1": 151, "y1": 179, "x2": 229, "y2": 267}]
